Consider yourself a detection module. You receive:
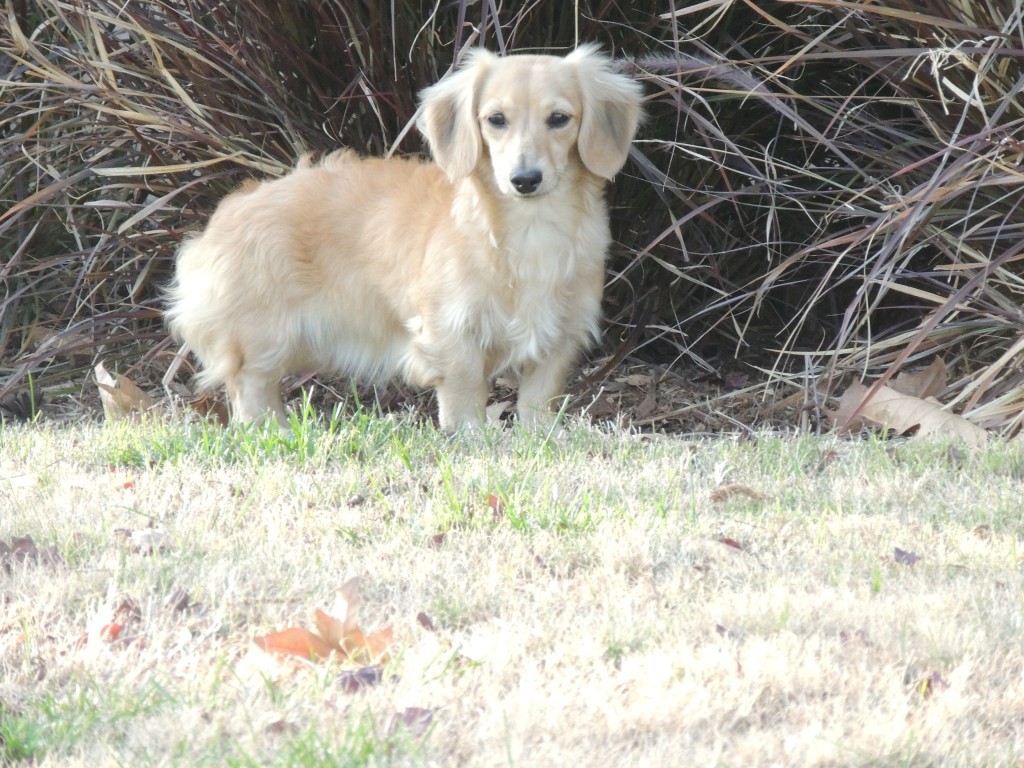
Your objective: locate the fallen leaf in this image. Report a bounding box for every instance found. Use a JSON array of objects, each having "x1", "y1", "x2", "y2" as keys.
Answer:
[
  {"x1": 0, "y1": 390, "x2": 42, "y2": 422},
  {"x1": 187, "y1": 393, "x2": 229, "y2": 426},
  {"x1": 973, "y1": 524, "x2": 993, "y2": 540},
  {"x1": 617, "y1": 373, "x2": 653, "y2": 387},
  {"x1": 313, "y1": 608, "x2": 355, "y2": 654},
  {"x1": 333, "y1": 578, "x2": 363, "y2": 622},
  {"x1": 717, "y1": 537, "x2": 745, "y2": 551},
  {"x1": 430, "y1": 533, "x2": 446, "y2": 547},
  {"x1": 247, "y1": 579, "x2": 394, "y2": 669},
  {"x1": 114, "y1": 597, "x2": 142, "y2": 624},
  {"x1": 387, "y1": 707, "x2": 434, "y2": 738},
  {"x1": 315, "y1": 578, "x2": 362, "y2": 647},
  {"x1": 345, "y1": 627, "x2": 395, "y2": 664},
  {"x1": 709, "y1": 484, "x2": 767, "y2": 503},
  {"x1": 416, "y1": 612, "x2": 436, "y2": 631},
  {"x1": 815, "y1": 449, "x2": 841, "y2": 473},
  {"x1": 115, "y1": 527, "x2": 169, "y2": 555},
  {"x1": 890, "y1": 357, "x2": 946, "y2": 400},
  {"x1": 0, "y1": 535, "x2": 64, "y2": 572},
  {"x1": 488, "y1": 493, "x2": 506, "y2": 521},
  {"x1": 913, "y1": 670, "x2": 950, "y2": 698},
  {"x1": 252, "y1": 626, "x2": 338, "y2": 661},
  {"x1": 264, "y1": 719, "x2": 299, "y2": 735},
  {"x1": 107, "y1": 627, "x2": 144, "y2": 648},
  {"x1": 95, "y1": 361, "x2": 154, "y2": 421},
  {"x1": 724, "y1": 372, "x2": 749, "y2": 390},
  {"x1": 165, "y1": 589, "x2": 192, "y2": 613},
  {"x1": 485, "y1": 400, "x2": 512, "y2": 423},
  {"x1": 29, "y1": 323, "x2": 90, "y2": 364},
  {"x1": 77, "y1": 603, "x2": 145, "y2": 651},
  {"x1": 632, "y1": 384, "x2": 658, "y2": 420},
  {"x1": 715, "y1": 624, "x2": 744, "y2": 641},
  {"x1": 829, "y1": 380, "x2": 986, "y2": 446},
  {"x1": 894, "y1": 547, "x2": 921, "y2": 566},
  {"x1": 100, "y1": 623, "x2": 125, "y2": 641},
  {"x1": 336, "y1": 665, "x2": 385, "y2": 693}
]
